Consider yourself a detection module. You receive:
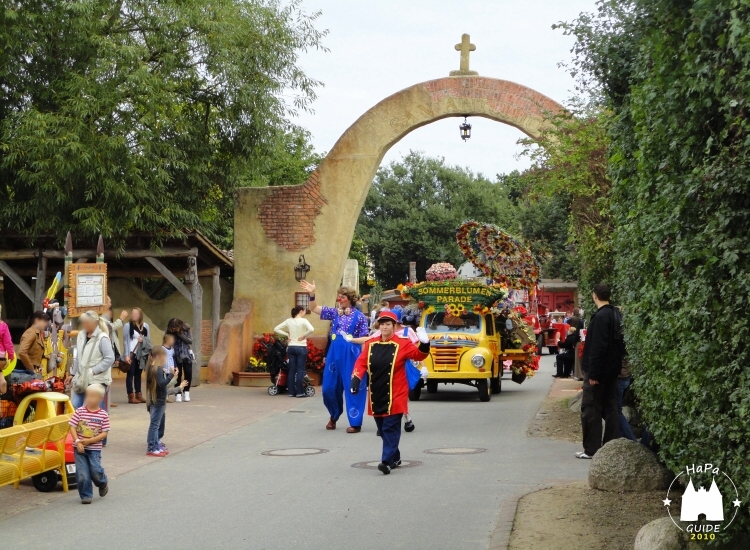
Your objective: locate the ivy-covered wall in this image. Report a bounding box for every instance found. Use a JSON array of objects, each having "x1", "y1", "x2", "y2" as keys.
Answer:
[{"x1": 563, "y1": 0, "x2": 750, "y2": 542}]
